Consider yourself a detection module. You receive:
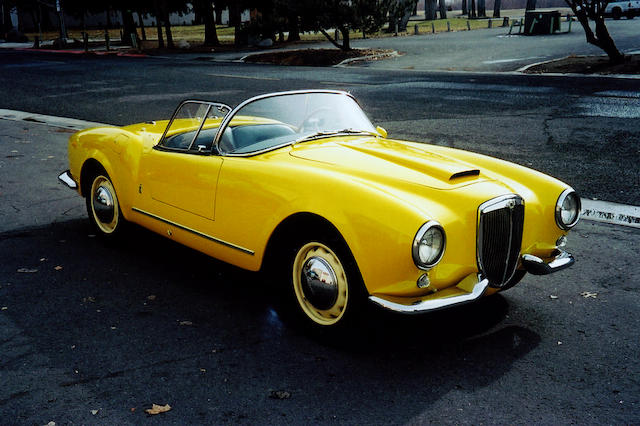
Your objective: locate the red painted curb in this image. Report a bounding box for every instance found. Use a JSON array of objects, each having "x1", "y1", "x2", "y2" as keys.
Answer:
[{"x1": 13, "y1": 48, "x2": 148, "y2": 58}]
